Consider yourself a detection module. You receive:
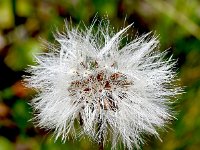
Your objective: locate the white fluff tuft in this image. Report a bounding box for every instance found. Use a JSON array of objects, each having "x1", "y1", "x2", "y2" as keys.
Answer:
[{"x1": 24, "y1": 19, "x2": 181, "y2": 149}]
